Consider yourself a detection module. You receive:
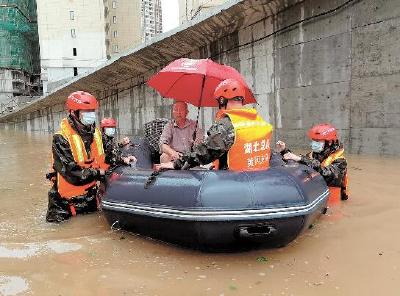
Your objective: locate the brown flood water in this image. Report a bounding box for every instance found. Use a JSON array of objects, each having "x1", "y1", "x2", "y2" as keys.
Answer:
[{"x1": 0, "y1": 129, "x2": 399, "y2": 296}]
